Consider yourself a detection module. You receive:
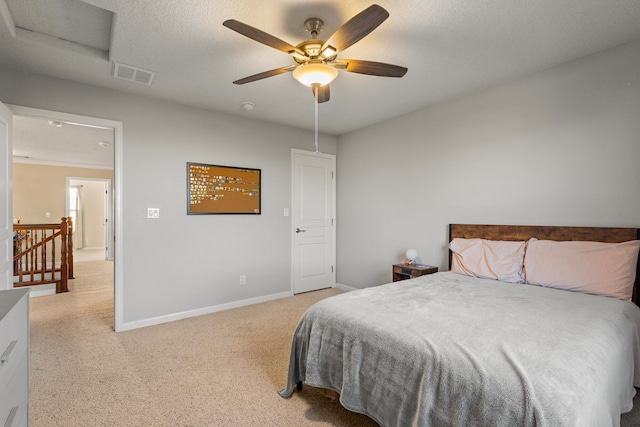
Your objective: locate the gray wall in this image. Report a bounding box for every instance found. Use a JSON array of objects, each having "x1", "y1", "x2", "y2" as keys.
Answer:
[
  {"x1": 336, "y1": 39, "x2": 640, "y2": 289},
  {"x1": 3, "y1": 37, "x2": 639, "y2": 322},
  {"x1": 0, "y1": 68, "x2": 336, "y2": 324}
]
